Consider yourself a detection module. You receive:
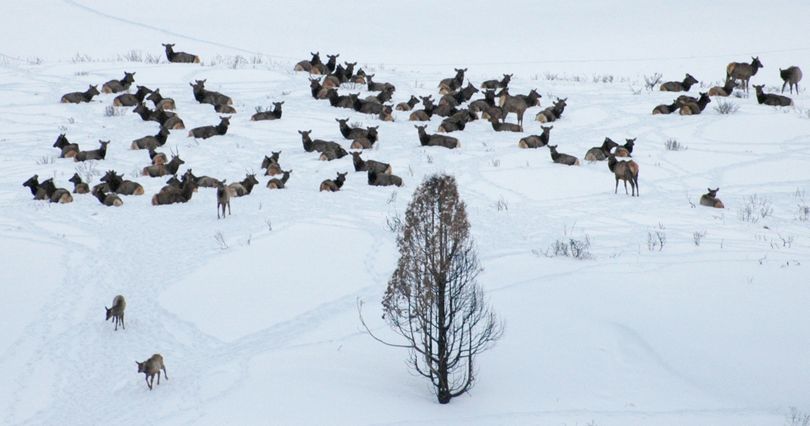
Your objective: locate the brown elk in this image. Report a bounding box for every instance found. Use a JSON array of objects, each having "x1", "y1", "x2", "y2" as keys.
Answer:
[
  {"x1": 142, "y1": 153, "x2": 184, "y2": 177},
  {"x1": 146, "y1": 89, "x2": 176, "y2": 111},
  {"x1": 613, "y1": 138, "x2": 636, "y2": 157},
  {"x1": 753, "y1": 84, "x2": 793, "y2": 106},
  {"x1": 548, "y1": 145, "x2": 580, "y2": 166},
  {"x1": 726, "y1": 56, "x2": 763, "y2": 93},
  {"x1": 95, "y1": 188, "x2": 123, "y2": 207},
  {"x1": 309, "y1": 78, "x2": 330, "y2": 99},
  {"x1": 262, "y1": 151, "x2": 282, "y2": 176},
  {"x1": 501, "y1": 89, "x2": 541, "y2": 127},
  {"x1": 68, "y1": 173, "x2": 90, "y2": 194},
  {"x1": 535, "y1": 97, "x2": 568, "y2": 123},
  {"x1": 780, "y1": 66, "x2": 802, "y2": 94},
  {"x1": 652, "y1": 100, "x2": 681, "y2": 115},
  {"x1": 294, "y1": 52, "x2": 322, "y2": 73},
  {"x1": 408, "y1": 96, "x2": 435, "y2": 121},
  {"x1": 266, "y1": 170, "x2": 292, "y2": 189},
  {"x1": 216, "y1": 180, "x2": 231, "y2": 219},
  {"x1": 707, "y1": 79, "x2": 739, "y2": 97},
  {"x1": 415, "y1": 125, "x2": 459, "y2": 149},
  {"x1": 101, "y1": 170, "x2": 145, "y2": 195},
  {"x1": 584, "y1": 137, "x2": 620, "y2": 161},
  {"x1": 351, "y1": 151, "x2": 392, "y2": 174},
  {"x1": 188, "y1": 116, "x2": 230, "y2": 139},
  {"x1": 489, "y1": 116, "x2": 522, "y2": 132},
  {"x1": 105, "y1": 295, "x2": 126, "y2": 330},
  {"x1": 39, "y1": 178, "x2": 74, "y2": 203},
  {"x1": 320, "y1": 172, "x2": 347, "y2": 192},
  {"x1": 251, "y1": 102, "x2": 284, "y2": 121},
  {"x1": 678, "y1": 92, "x2": 711, "y2": 115},
  {"x1": 368, "y1": 169, "x2": 403, "y2": 187},
  {"x1": 227, "y1": 174, "x2": 259, "y2": 197},
  {"x1": 163, "y1": 43, "x2": 200, "y2": 63},
  {"x1": 439, "y1": 68, "x2": 467, "y2": 95},
  {"x1": 518, "y1": 125, "x2": 553, "y2": 149},
  {"x1": 61, "y1": 85, "x2": 99, "y2": 103},
  {"x1": 190, "y1": 79, "x2": 233, "y2": 106},
  {"x1": 114, "y1": 85, "x2": 152, "y2": 107},
  {"x1": 607, "y1": 154, "x2": 639, "y2": 196},
  {"x1": 659, "y1": 73, "x2": 698, "y2": 92},
  {"x1": 151, "y1": 175, "x2": 196, "y2": 205},
  {"x1": 136, "y1": 354, "x2": 168, "y2": 390},
  {"x1": 700, "y1": 188, "x2": 724, "y2": 208},
  {"x1": 23, "y1": 175, "x2": 48, "y2": 200},
  {"x1": 438, "y1": 110, "x2": 477, "y2": 133},
  {"x1": 481, "y1": 74, "x2": 512, "y2": 89},
  {"x1": 74, "y1": 140, "x2": 109, "y2": 162},
  {"x1": 53, "y1": 133, "x2": 79, "y2": 158},
  {"x1": 131, "y1": 127, "x2": 170, "y2": 150},
  {"x1": 299, "y1": 130, "x2": 348, "y2": 158},
  {"x1": 102, "y1": 71, "x2": 136, "y2": 94},
  {"x1": 396, "y1": 95, "x2": 420, "y2": 111}
]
